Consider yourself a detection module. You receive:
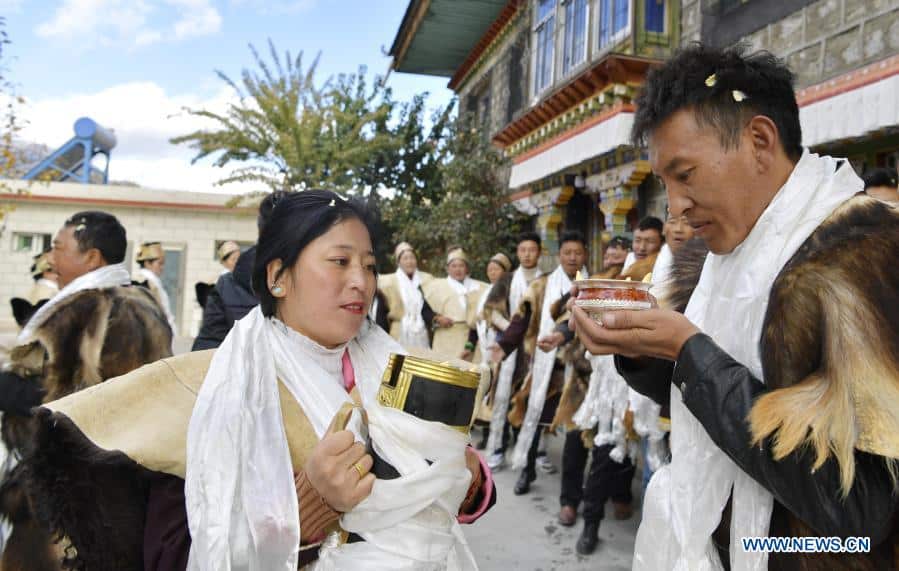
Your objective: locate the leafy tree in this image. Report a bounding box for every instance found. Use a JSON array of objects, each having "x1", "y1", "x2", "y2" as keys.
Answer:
[
  {"x1": 381, "y1": 115, "x2": 530, "y2": 279},
  {"x1": 0, "y1": 17, "x2": 29, "y2": 220},
  {"x1": 172, "y1": 41, "x2": 398, "y2": 194},
  {"x1": 172, "y1": 42, "x2": 530, "y2": 276}
]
